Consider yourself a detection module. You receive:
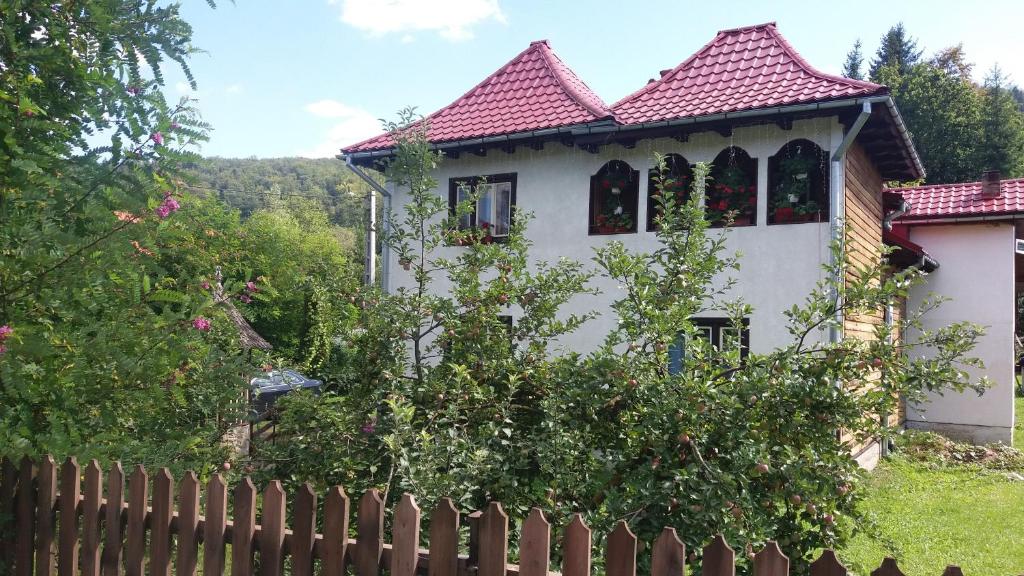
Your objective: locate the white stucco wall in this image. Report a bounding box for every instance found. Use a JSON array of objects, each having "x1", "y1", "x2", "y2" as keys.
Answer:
[
  {"x1": 906, "y1": 223, "x2": 1016, "y2": 444},
  {"x1": 384, "y1": 118, "x2": 844, "y2": 355}
]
